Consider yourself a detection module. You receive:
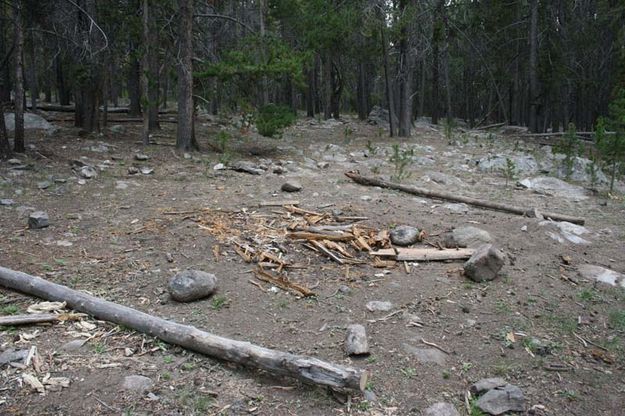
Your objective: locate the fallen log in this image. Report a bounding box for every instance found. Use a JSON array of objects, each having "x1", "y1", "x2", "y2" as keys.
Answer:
[
  {"x1": 0, "y1": 313, "x2": 59, "y2": 326},
  {"x1": 0, "y1": 266, "x2": 365, "y2": 391},
  {"x1": 371, "y1": 248, "x2": 474, "y2": 261},
  {"x1": 345, "y1": 171, "x2": 585, "y2": 225}
]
